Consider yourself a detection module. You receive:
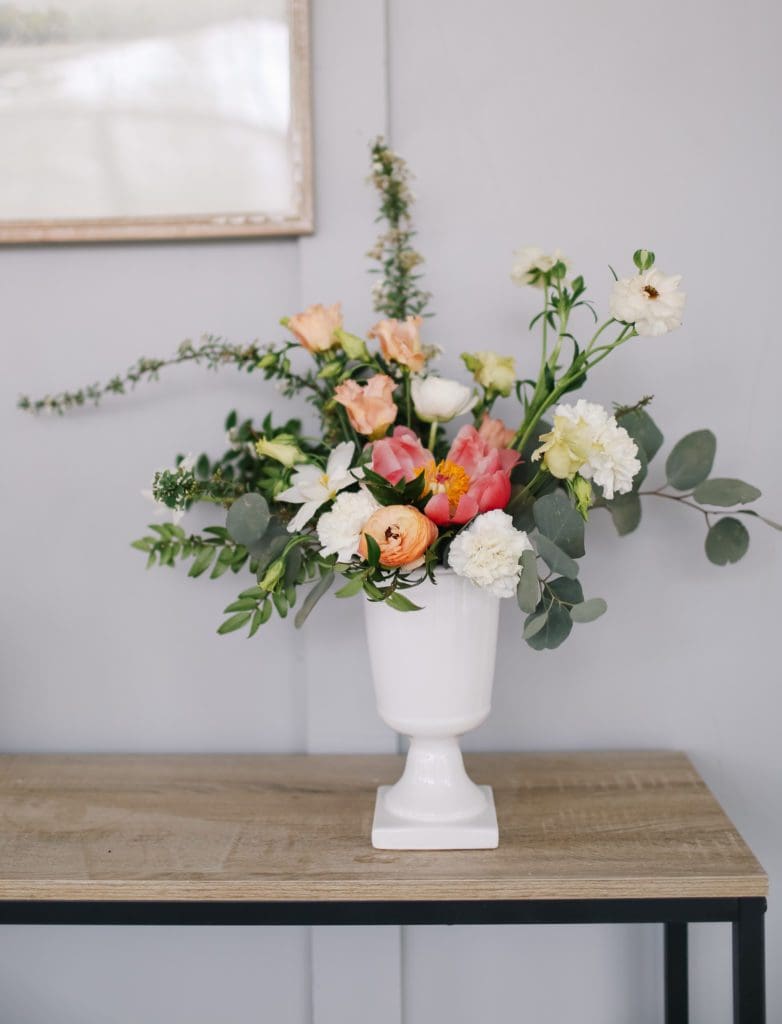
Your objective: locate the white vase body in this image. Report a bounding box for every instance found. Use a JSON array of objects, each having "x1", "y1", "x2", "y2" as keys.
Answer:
[{"x1": 364, "y1": 570, "x2": 500, "y2": 849}]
